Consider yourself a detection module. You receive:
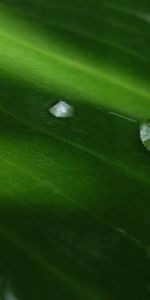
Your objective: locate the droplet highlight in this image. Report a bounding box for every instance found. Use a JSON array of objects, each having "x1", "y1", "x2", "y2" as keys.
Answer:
[
  {"x1": 140, "y1": 120, "x2": 150, "y2": 151},
  {"x1": 49, "y1": 101, "x2": 74, "y2": 118}
]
